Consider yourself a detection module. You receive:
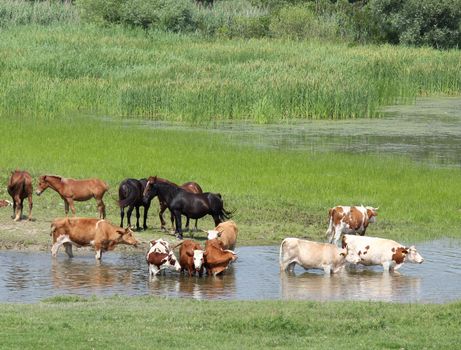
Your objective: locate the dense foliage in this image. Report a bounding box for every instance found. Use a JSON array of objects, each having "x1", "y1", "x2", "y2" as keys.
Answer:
[{"x1": 2, "y1": 0, "x2": 459, "y2": 48}]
